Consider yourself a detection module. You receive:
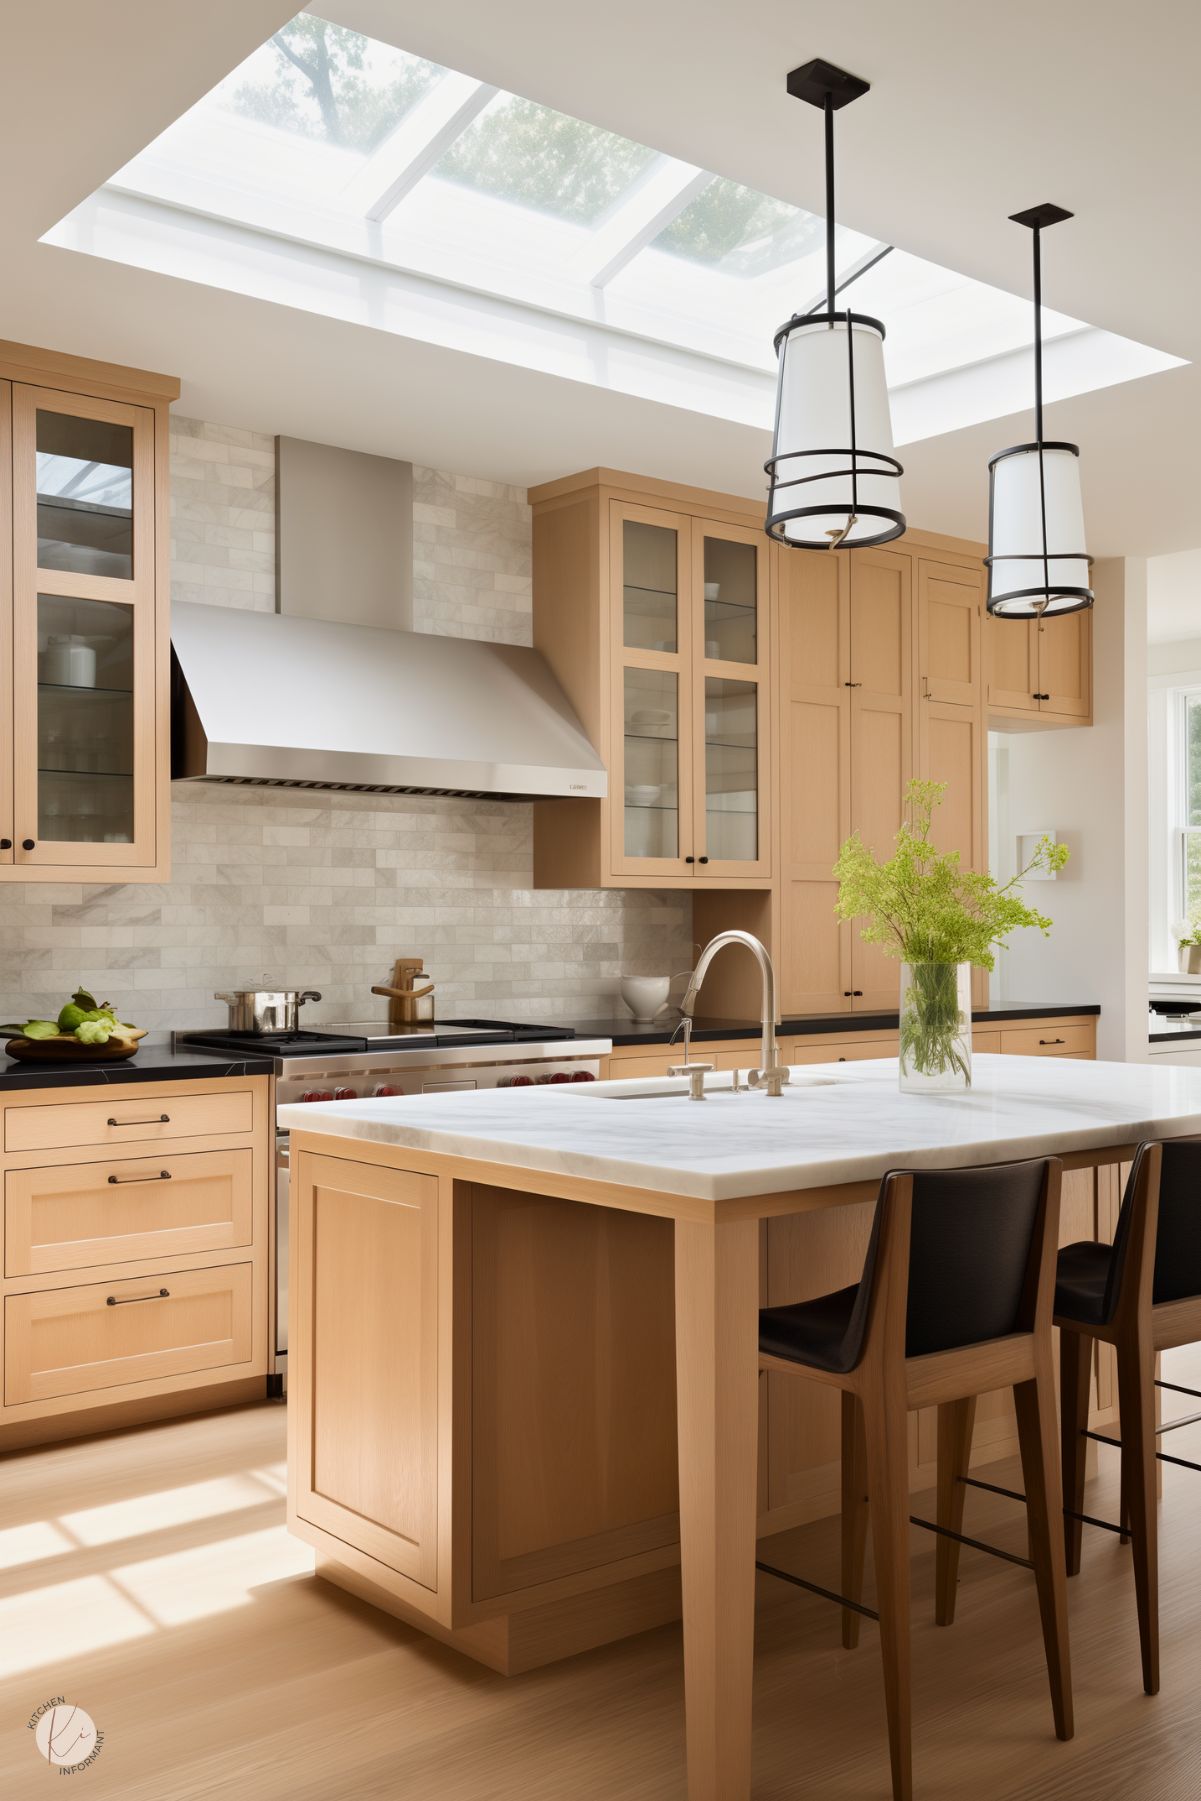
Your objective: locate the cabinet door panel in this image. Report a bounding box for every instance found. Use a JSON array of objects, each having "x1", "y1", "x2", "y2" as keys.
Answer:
[
  {"x1": 778, "y1": 551, "x2": 851, "y2": 1011},
  {"x1": 986, "y1": 615, "x2": 1038, "y2": 714},
  {"x1": 610, "y1": 502, "x2": 694, "y2": 879},
  {"x1": 1038, "y1": 611, "x2": 1090, "y2": 718},
  {"x1": 11, "y1": 386, "x2": 157, "y2": 870},
  {"x1": 291, "y1": 1153, "x2": 440, "y2": 1590},
  {"x1": 693, "y1": 519, "x2": 770, "y2": 878},
  {"x1": 848, "y1": 549, "x2": 912, "y2": 1011},
  {"x1": 920, "y1": 702, "x2": 983, "y2": 870},
  {"x1": 0, "y1": 382, "x2": 11, "y2": 862},
  {"x1": 919, "y1": 560, "x2": 981, "y2": 707}
]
